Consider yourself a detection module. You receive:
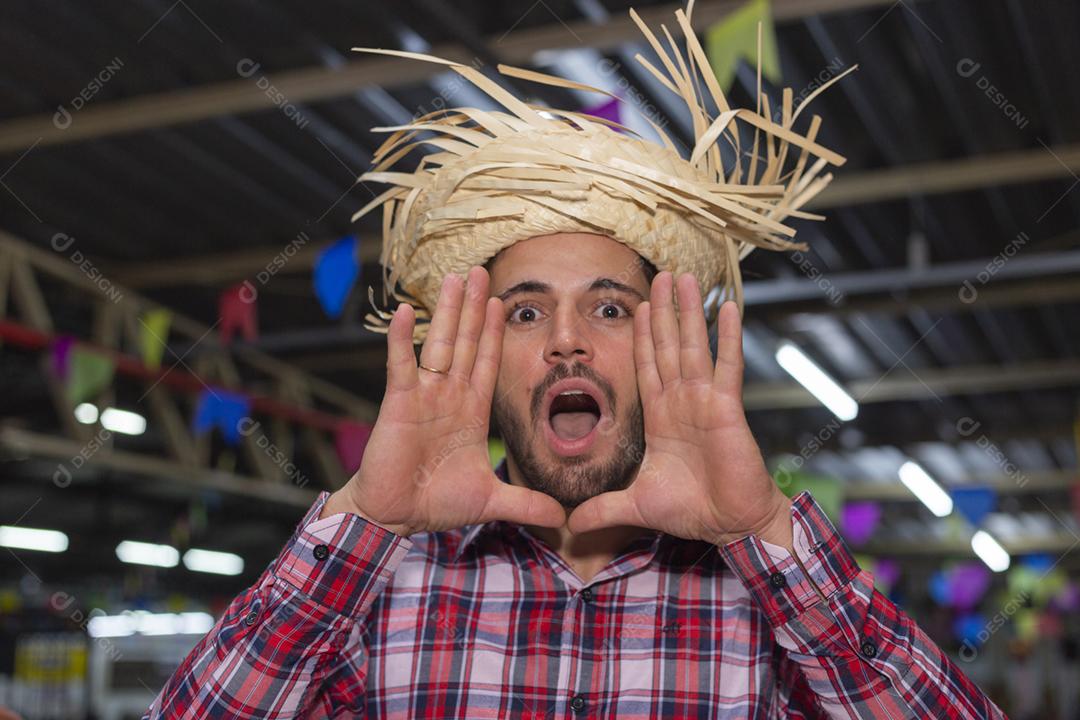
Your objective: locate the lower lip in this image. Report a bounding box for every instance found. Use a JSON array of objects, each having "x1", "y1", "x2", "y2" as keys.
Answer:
[{"x1": 542, "y1": 414, "x2": 606, "y2": 457}]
